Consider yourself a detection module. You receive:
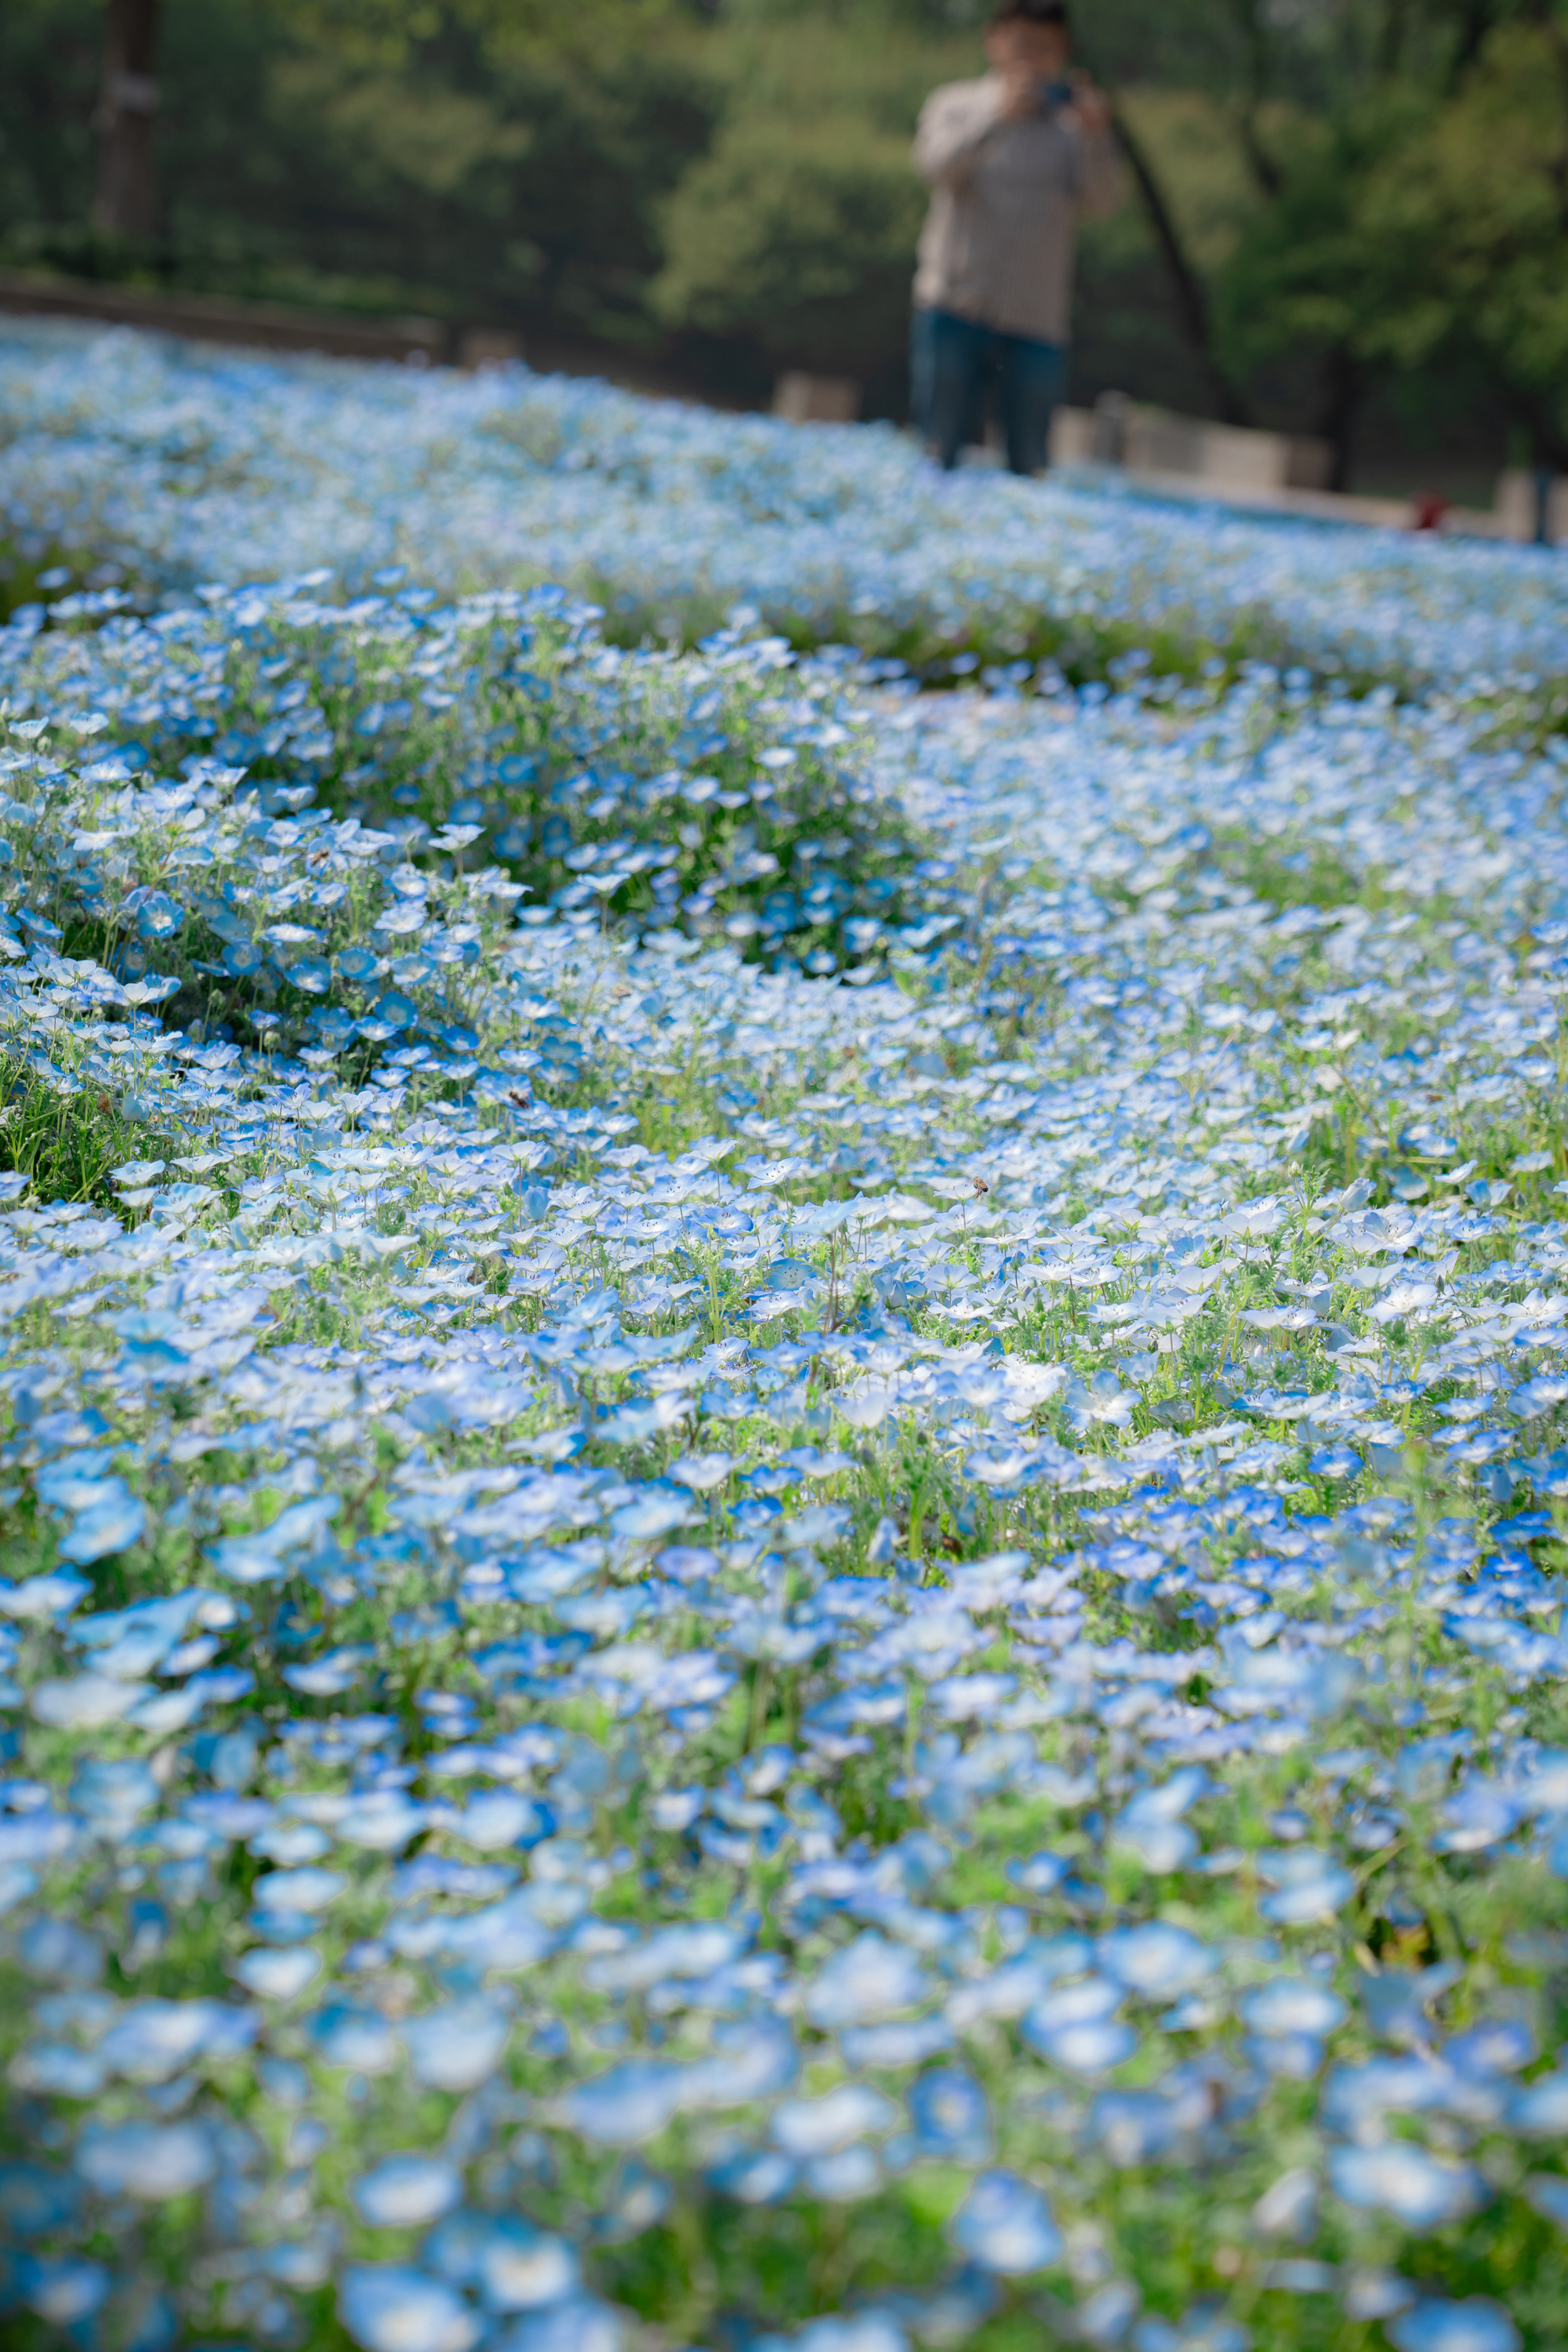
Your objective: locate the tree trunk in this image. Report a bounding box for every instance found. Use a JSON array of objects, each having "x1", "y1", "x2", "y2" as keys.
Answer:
[
  {"x1": 1316, "y1": 343, "x2": 1361, "y2": 493},
  {"x1": 93, "y1": 0, "x2": 160, "y2": 243},
  {"x1": 1231, "y1": 0, "x2": 1283, "y2": 198},
  {"x1": 1109, "y1": 103, "x2": 1254, "y2": 429}
]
